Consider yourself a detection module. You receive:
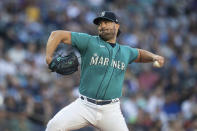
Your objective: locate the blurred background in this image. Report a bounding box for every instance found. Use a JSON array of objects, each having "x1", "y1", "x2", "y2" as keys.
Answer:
[{"x1": 0, "y1": 0, "x2": 197, "y2": 131}]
